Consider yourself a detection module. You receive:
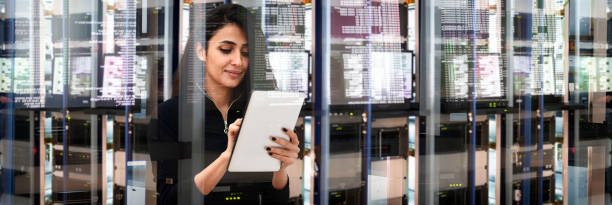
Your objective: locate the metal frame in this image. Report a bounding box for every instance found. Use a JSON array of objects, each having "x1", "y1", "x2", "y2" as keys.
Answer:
[{"x1": 313, "y1": 0, "x2": 330, "y2": 204}]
